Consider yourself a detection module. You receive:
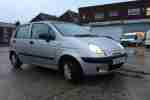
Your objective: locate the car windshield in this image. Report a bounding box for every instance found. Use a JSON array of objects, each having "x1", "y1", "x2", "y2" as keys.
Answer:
[{"x1": 53, "y1": 23, "x2": 97, "y2": 37}]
